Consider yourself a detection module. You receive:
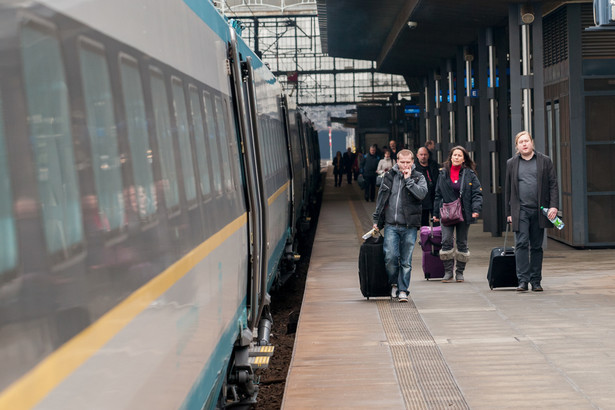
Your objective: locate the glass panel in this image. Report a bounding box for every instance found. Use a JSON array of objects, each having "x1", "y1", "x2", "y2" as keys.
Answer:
[
  {"x1": 119, "y1": 56, "x2": 157, "y2": 218},
  {"x1": 171, "y1": 79, "x2": 196, "y2": 202},
  {"x1": 587, "y1": 195, "x2": 615, "y2": 243},
  {"x1": 214, "y1": 97, "x2": 233, "y2": 191},
  {"x1": 189, "y1": 86, "x2": 211, "y2": 197},
  {"x1": 203, "y1": 92, "x2": 223, "y2": 195},
  {"x1": 150, "y1": 69, "x2": 179, "y2": 208},
  {"x1": 21, "y1": 24, "x2": 83, "y2": 254},
  {"x1": 0, "y1": 94, "x2": 17, "y2": 273},
  {"x1": 79, "y1": 41, "x2": 124, "y2": 231}
]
